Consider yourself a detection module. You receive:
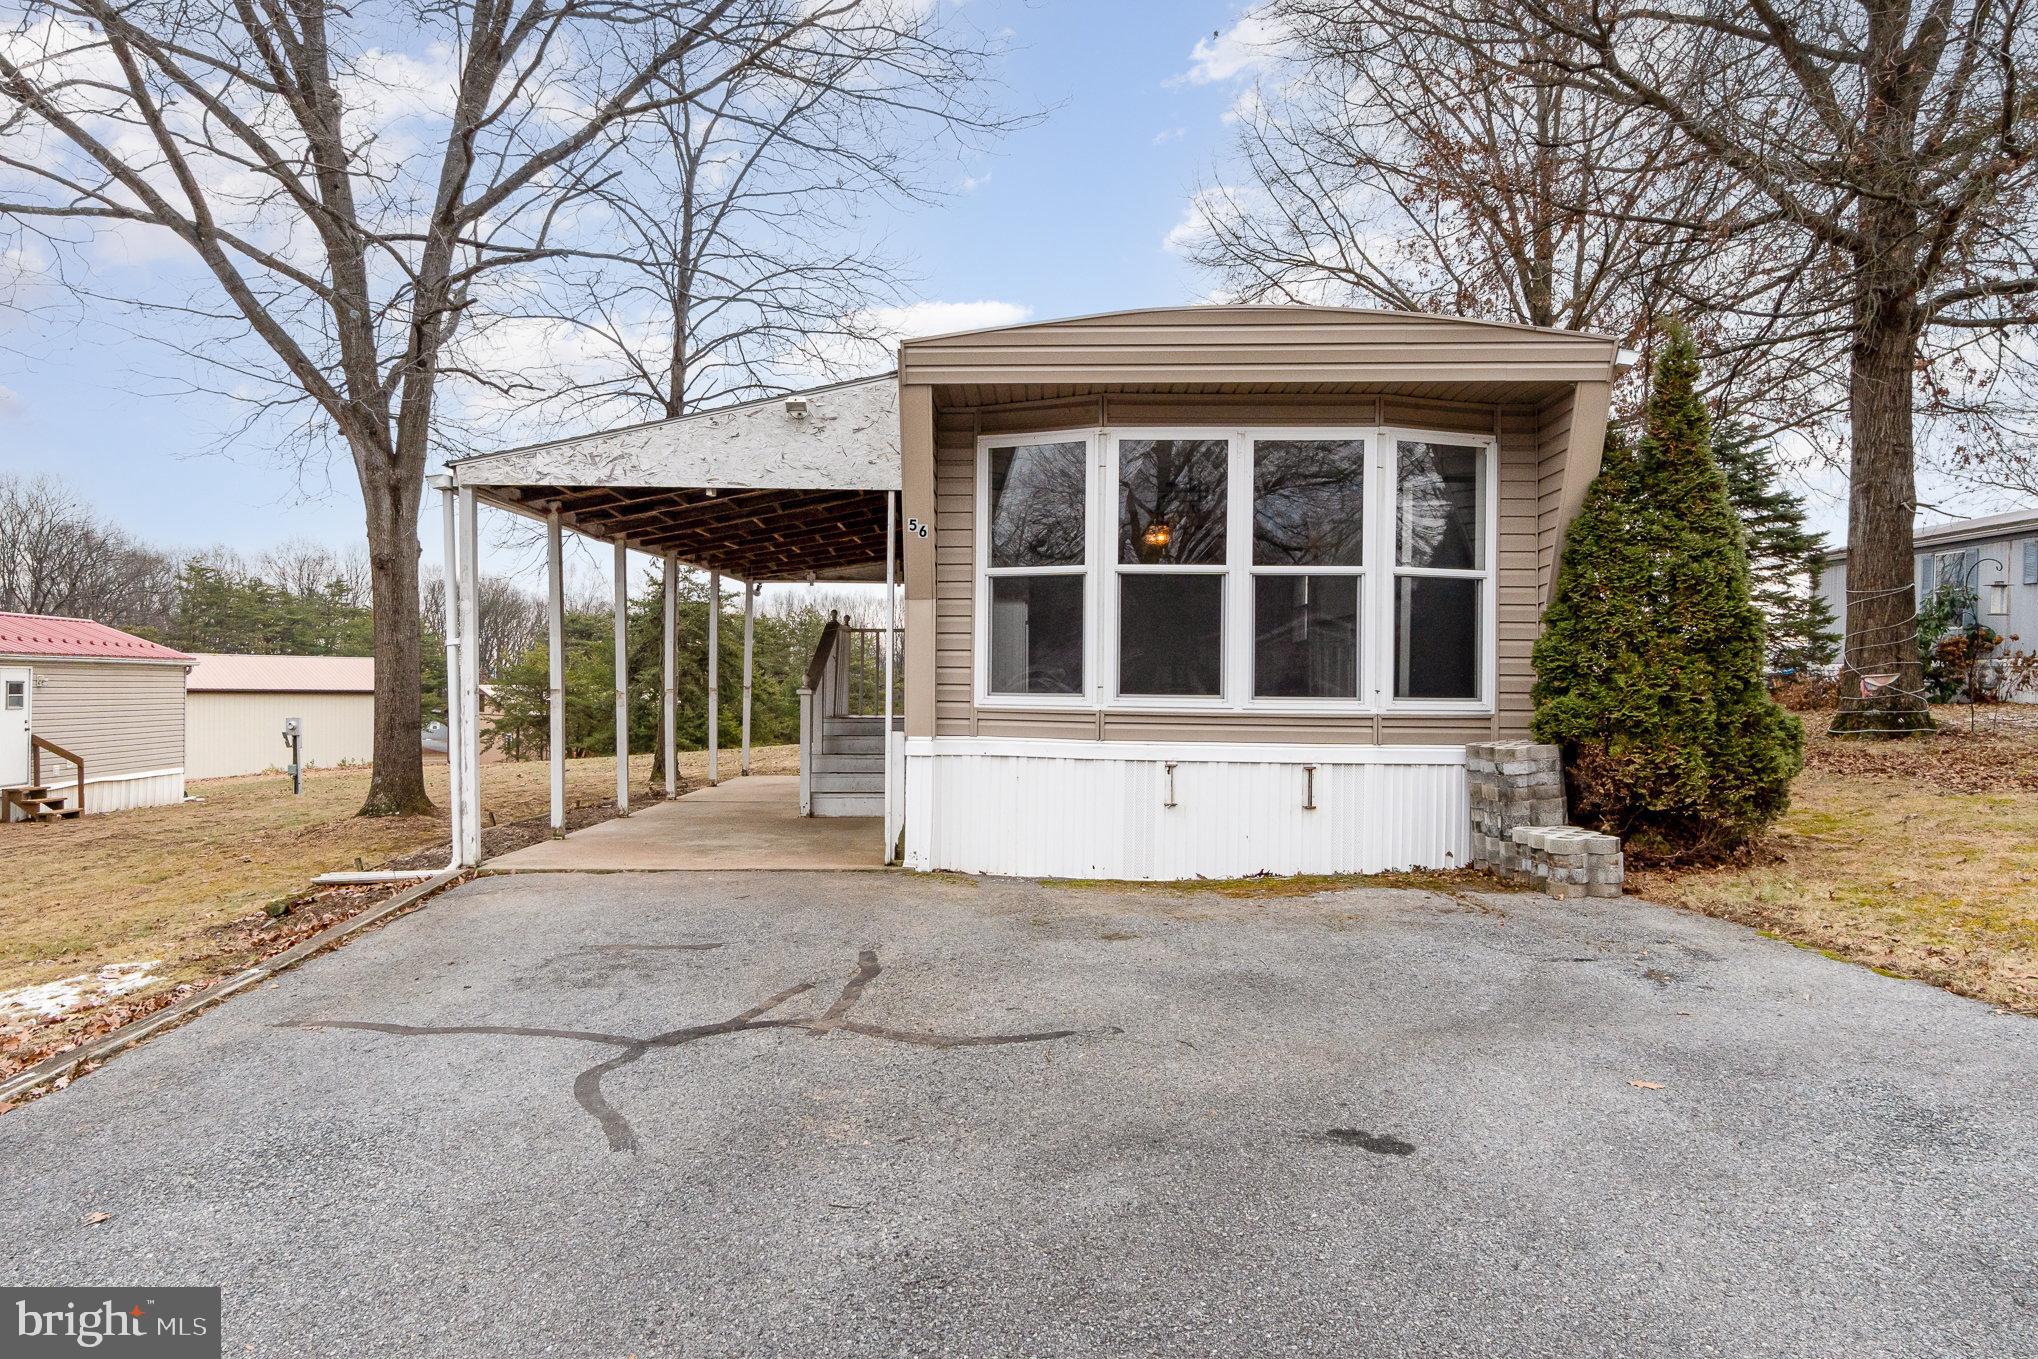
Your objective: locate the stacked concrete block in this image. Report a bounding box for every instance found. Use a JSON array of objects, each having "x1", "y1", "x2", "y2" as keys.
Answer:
[
  {"x1": 1506, "y1": 825, "x2": 1624, "y2": 899},
  {"x1": 1465, "y1": 740, "x2": 1623, "y2": 898},
  {"x1": 1467, "y1": 741, "x2": 1566, "y2": 864}
]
